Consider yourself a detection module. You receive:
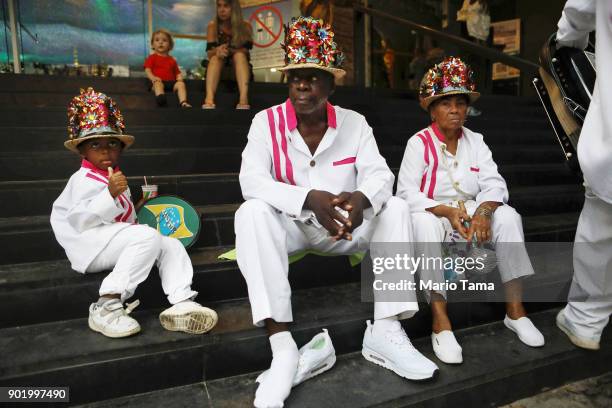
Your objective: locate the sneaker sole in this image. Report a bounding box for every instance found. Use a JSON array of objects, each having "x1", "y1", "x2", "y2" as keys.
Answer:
[
  {"x1": 88, "y1": 317, "x2": 141, "y2": 338},
  {"x1": 159, "y1": 308, "x2": 218, "y2": 334},
  {"x1": 361, "y1": 346, "x2": 437, "y2": 381},
  {"x1": 503, "y1": 319, "x2": 545, "y2": 348},
  {"x1": 296, "y1": 353, "x2": 337, "y2": 385},
  {"x1": 556, "y1": 312, "x2": 600, "y2": 351}
]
